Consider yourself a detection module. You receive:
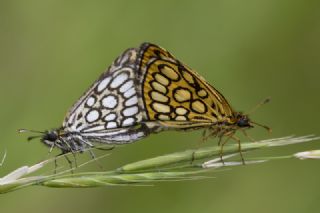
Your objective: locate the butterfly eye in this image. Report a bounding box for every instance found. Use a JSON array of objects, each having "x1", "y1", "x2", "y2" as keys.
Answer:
[
  {"x1": 237, "y1": 117, "x2": 251, "y2": 128},
  {"x1": 43, "y1": 132, "x2": 58, "y2": 142}
]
